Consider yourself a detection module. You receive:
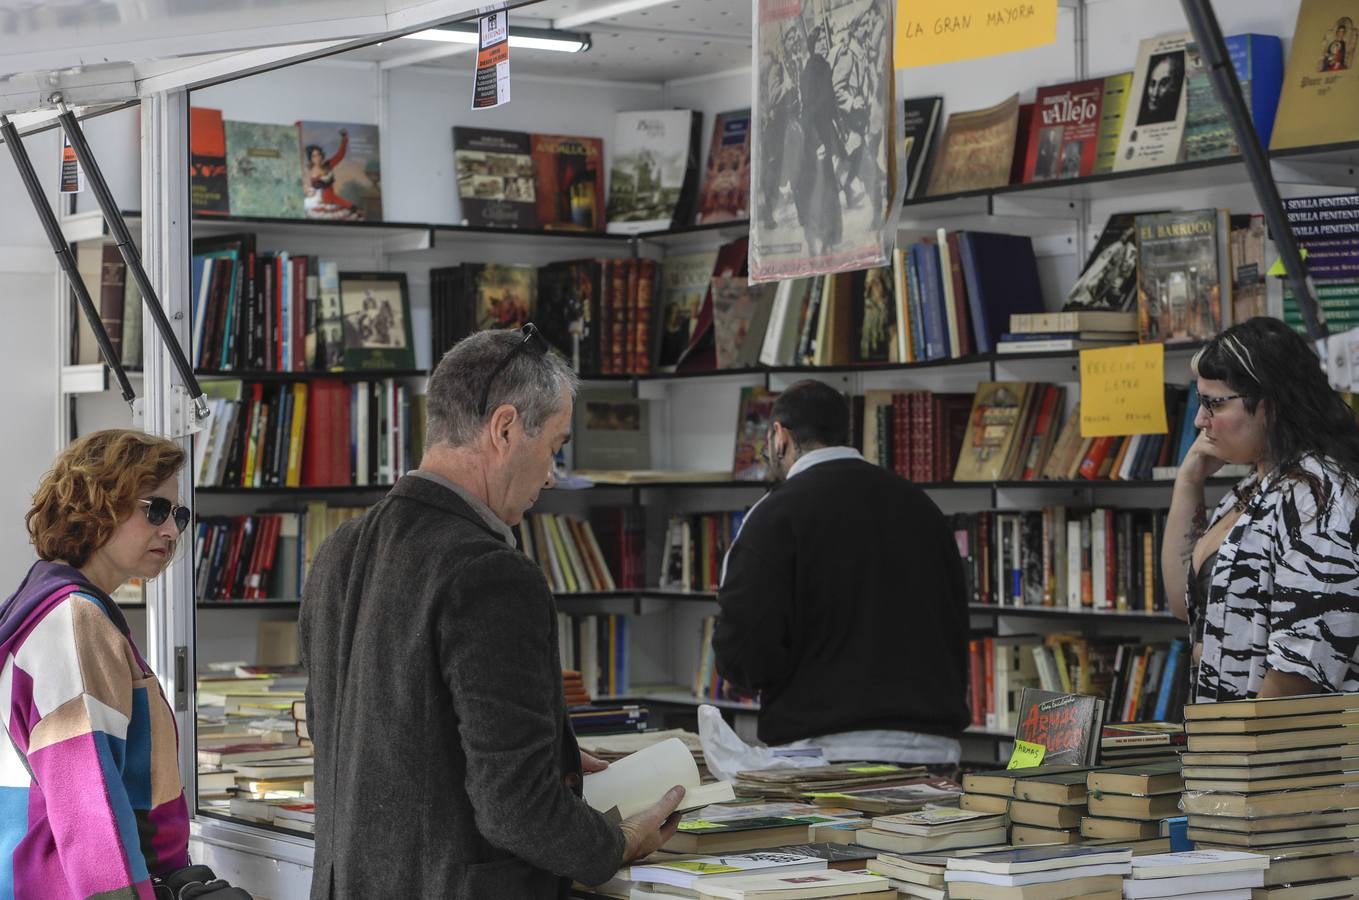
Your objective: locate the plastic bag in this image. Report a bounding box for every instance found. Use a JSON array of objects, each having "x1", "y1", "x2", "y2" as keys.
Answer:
[{"x1": 696, "y1": 704, "x2": 826, "y2": 782}]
